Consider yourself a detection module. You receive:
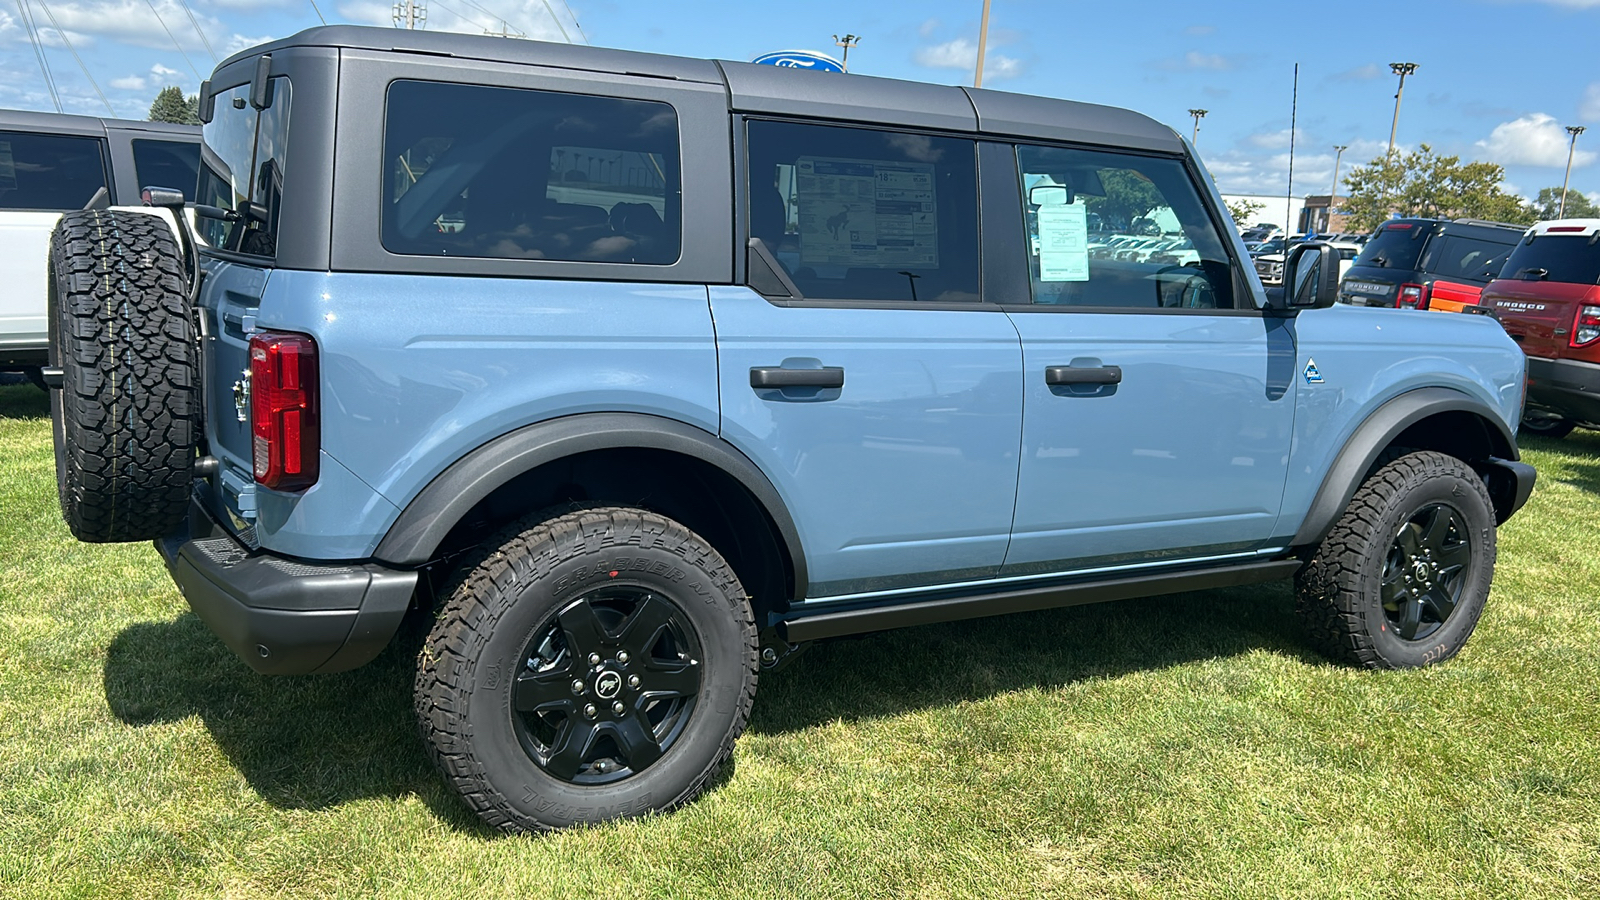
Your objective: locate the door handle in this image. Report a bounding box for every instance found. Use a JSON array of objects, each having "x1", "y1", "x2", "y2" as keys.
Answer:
[
  {"x1": 1045, "y1": 365, "x2": 1122, "y2": 386},
  {"x1": 750, "y1": 366, "x2": 845, "y2": 389}
]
